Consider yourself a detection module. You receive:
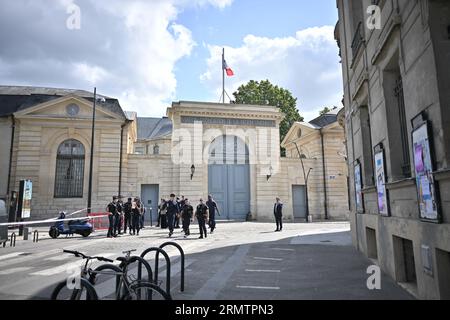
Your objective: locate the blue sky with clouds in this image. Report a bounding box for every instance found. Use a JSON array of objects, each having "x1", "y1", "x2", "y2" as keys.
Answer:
[{"x1": 0, "y1": 0, "x2": 342, "y2": 121}]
